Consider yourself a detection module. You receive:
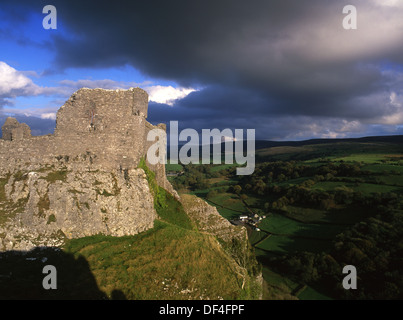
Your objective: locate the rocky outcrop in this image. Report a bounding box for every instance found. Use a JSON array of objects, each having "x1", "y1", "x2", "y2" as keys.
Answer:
[
  {"x1": 180, "y1": 194, "x2": 246, "y2": 243},
  {"x1": 181, "y1": 194, "x2": 262, "y2": 298},
  {"x1": 0, "y1": 167, "x2": 156, "y2": 251}
]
